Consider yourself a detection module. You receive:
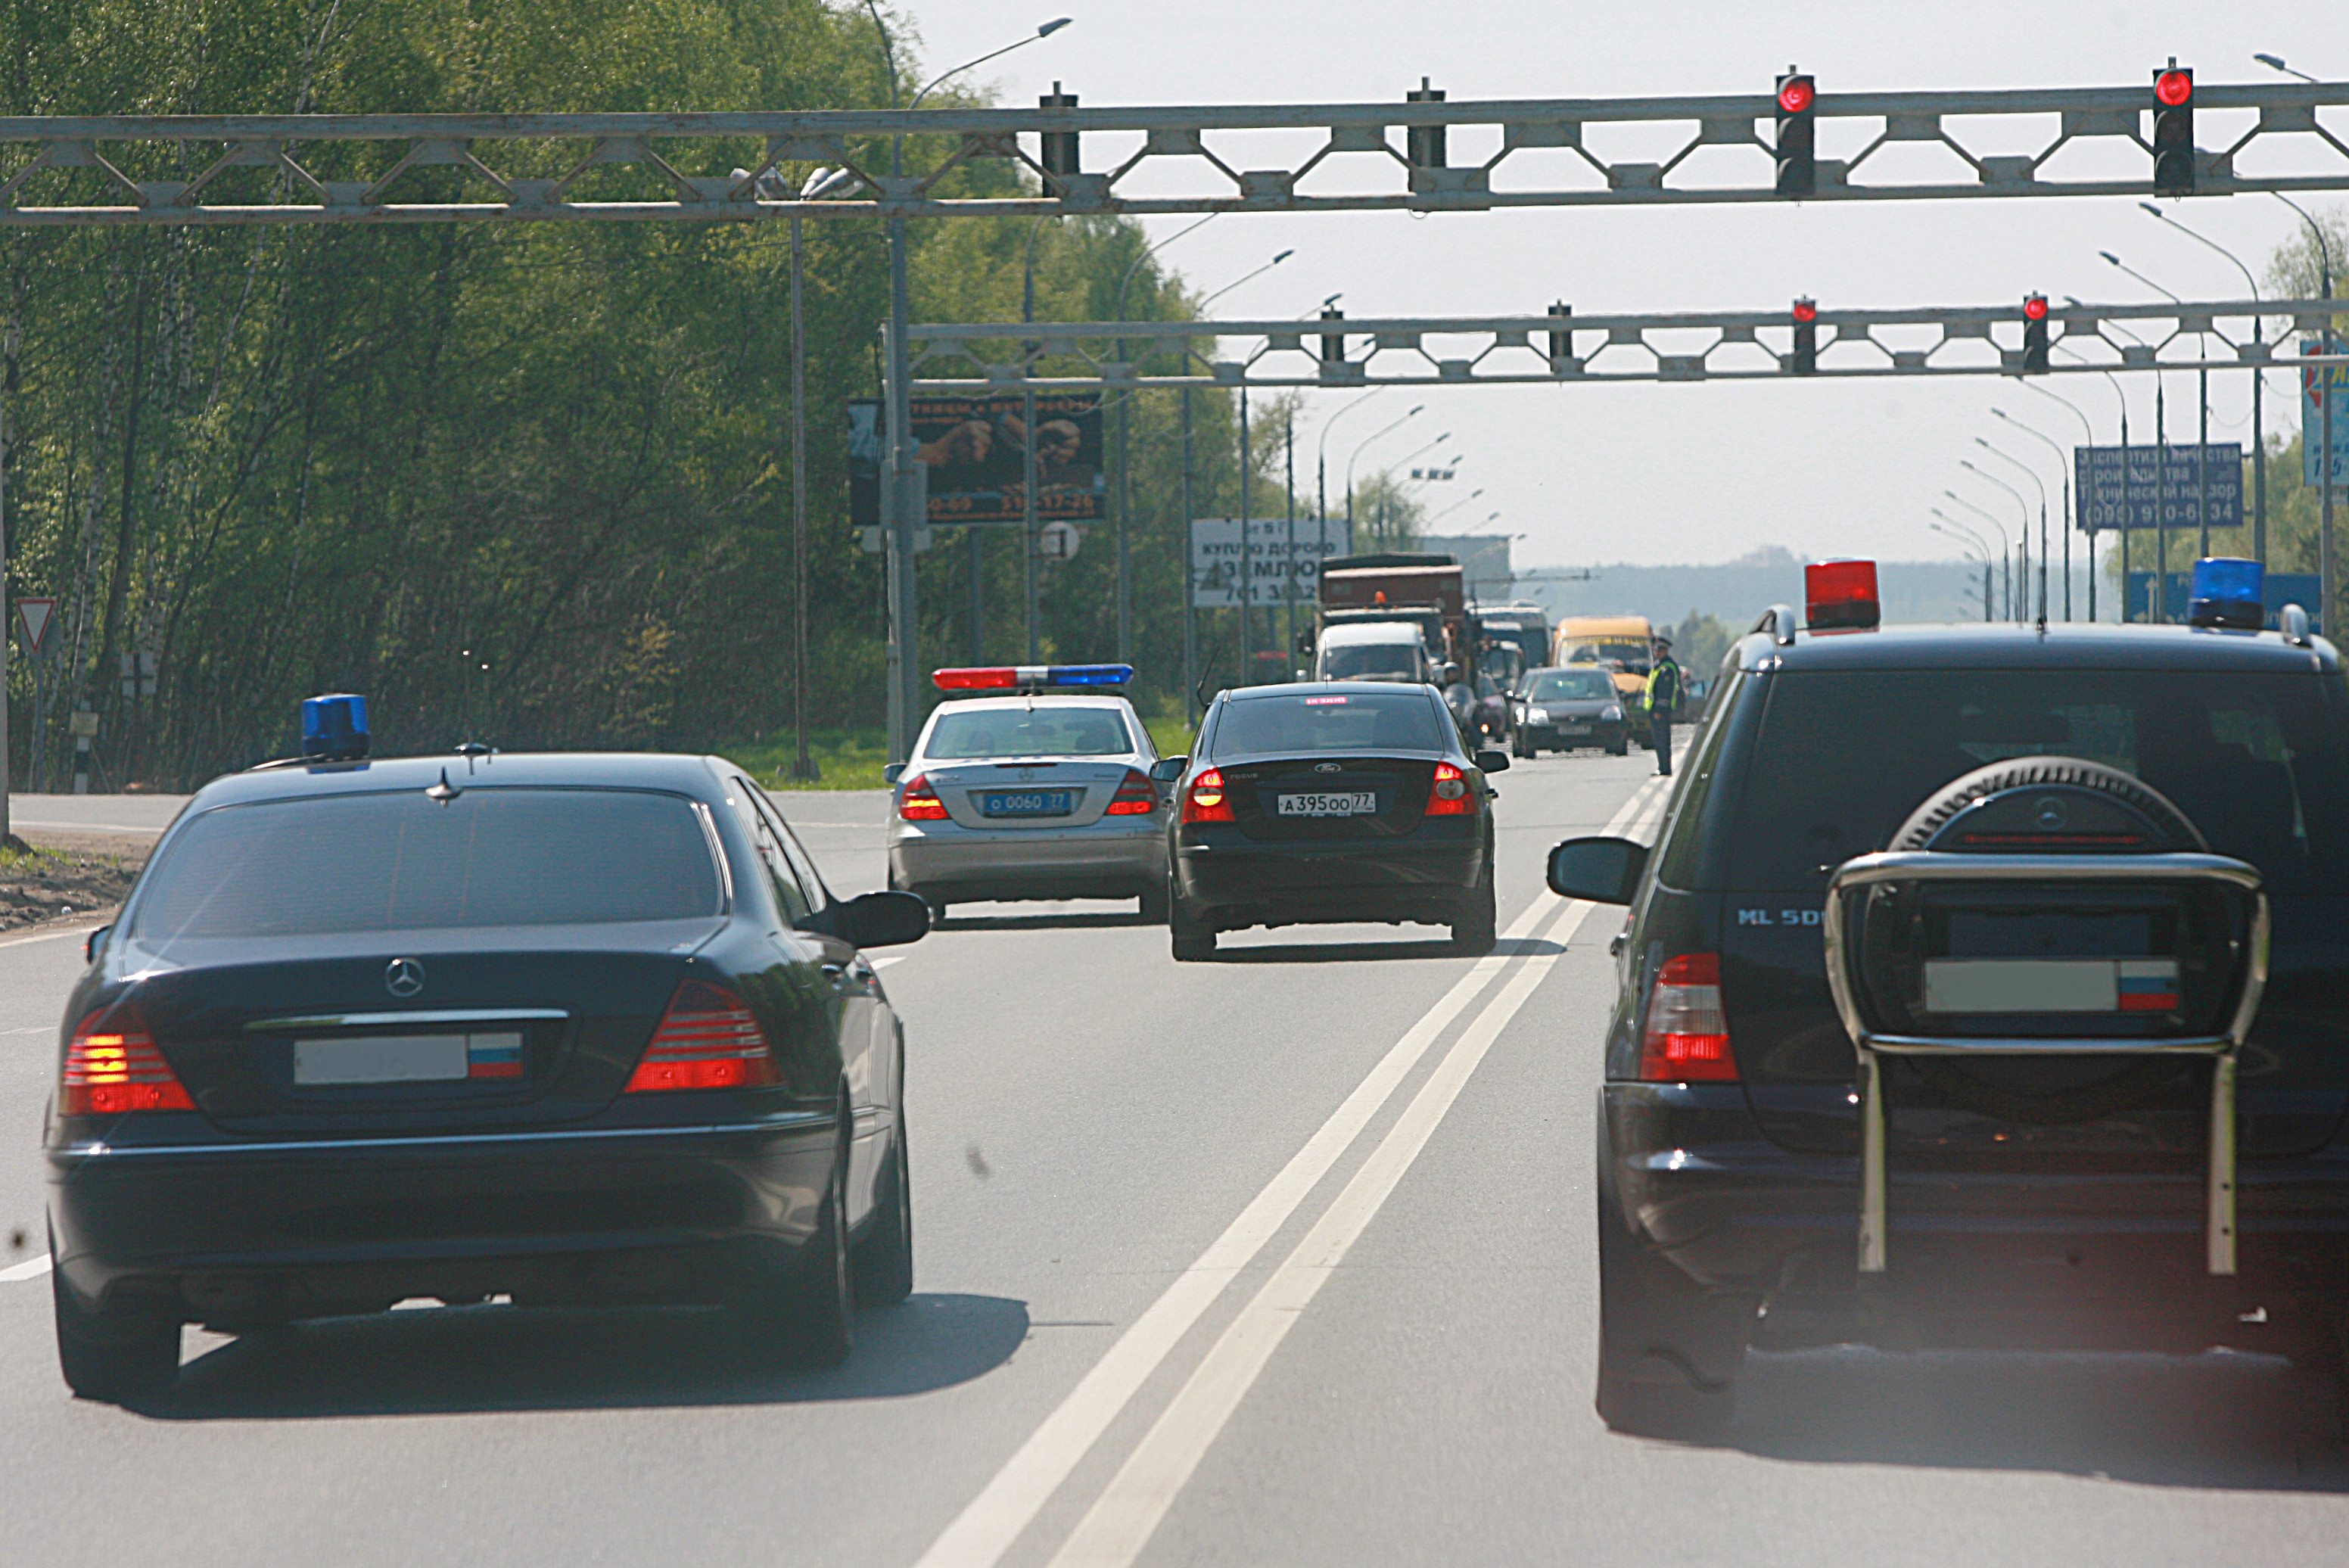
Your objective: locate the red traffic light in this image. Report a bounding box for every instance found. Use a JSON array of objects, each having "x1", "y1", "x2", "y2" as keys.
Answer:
[
  {"x1": 2155, "y1": 69, "x2": 2193, "y2": 107},
  {"x1": 2022, "y1": 294, "x2": 2049, "y2": 321},
  {"x1": 1778, "y1": 76, "x2": 1815, "y2": 114},
  {"x1": 1792, "y1": 297, "x2": 1818, "y2": 323}
]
